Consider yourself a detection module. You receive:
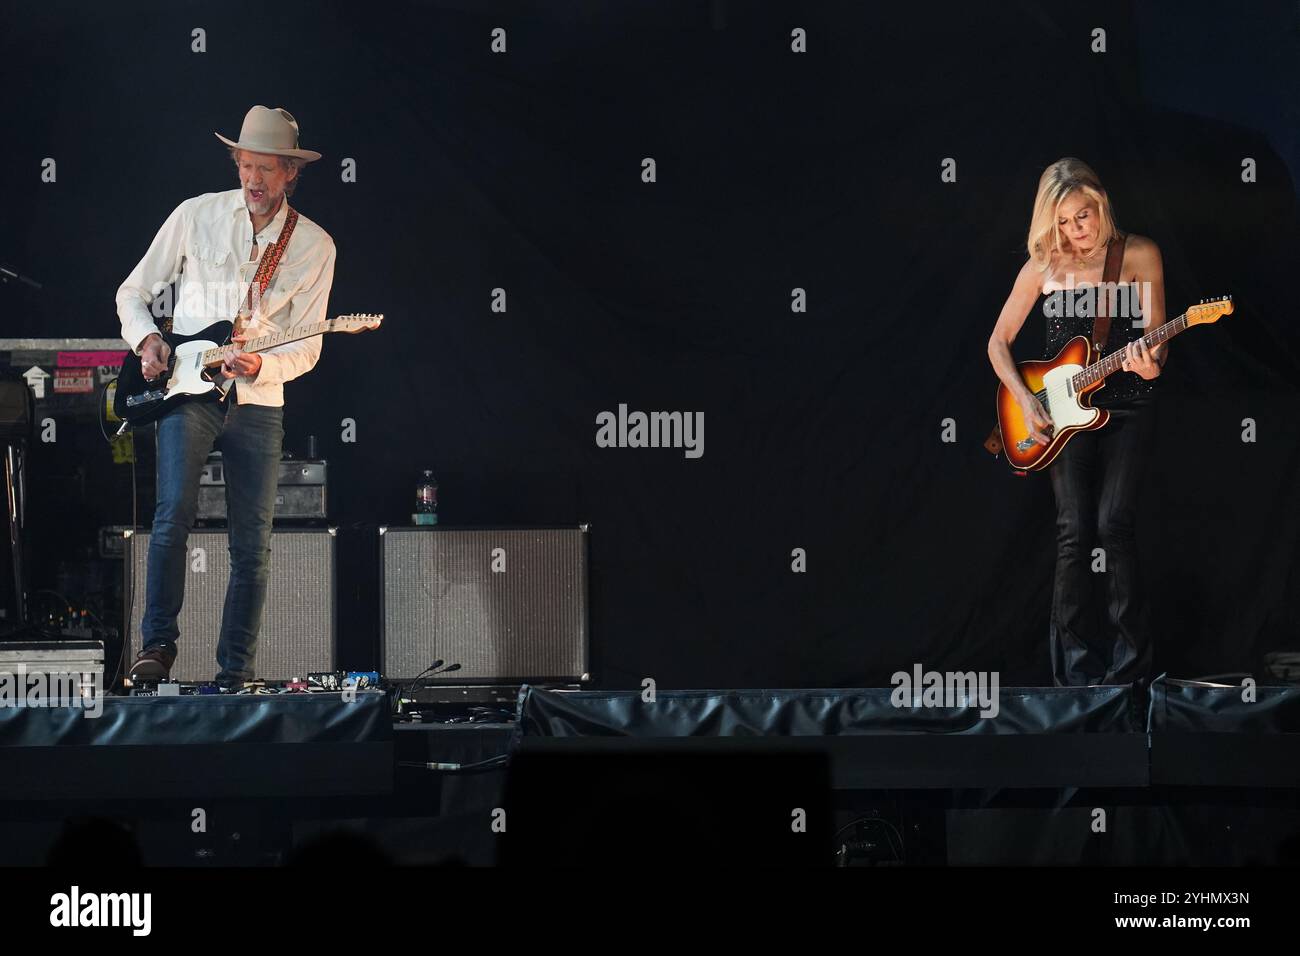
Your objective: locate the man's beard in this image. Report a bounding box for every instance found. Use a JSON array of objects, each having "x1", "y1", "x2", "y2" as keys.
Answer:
[{"x1": 245, "y1": 187, "x2": 280, "y2": 215}]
